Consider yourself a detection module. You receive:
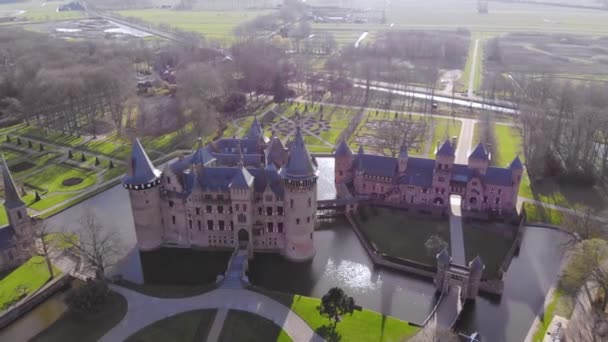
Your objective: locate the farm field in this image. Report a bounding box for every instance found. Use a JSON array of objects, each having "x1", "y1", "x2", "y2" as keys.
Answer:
[
  {"x1": 116, "y1": 9, "x2": 272, "y2": 43},
  {"x1": 0, "y1": 0, "x2": 83, "y2": 23}
]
